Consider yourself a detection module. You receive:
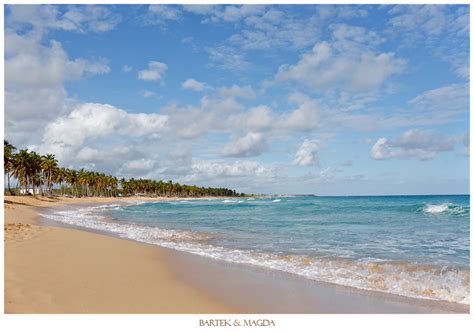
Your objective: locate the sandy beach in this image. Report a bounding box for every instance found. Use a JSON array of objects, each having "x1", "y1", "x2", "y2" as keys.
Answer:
[
  {"x1": 3, "y1": 195, "x2": 469, "y2": 314},
  {"x1": 4, "y1": 195, "x2": 233, "y2": 313}
]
